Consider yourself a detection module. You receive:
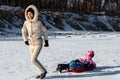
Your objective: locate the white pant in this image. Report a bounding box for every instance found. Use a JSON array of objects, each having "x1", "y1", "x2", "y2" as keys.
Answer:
[{"x1": 29, "y1": 44, "x2": 46, "y2": 75}]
